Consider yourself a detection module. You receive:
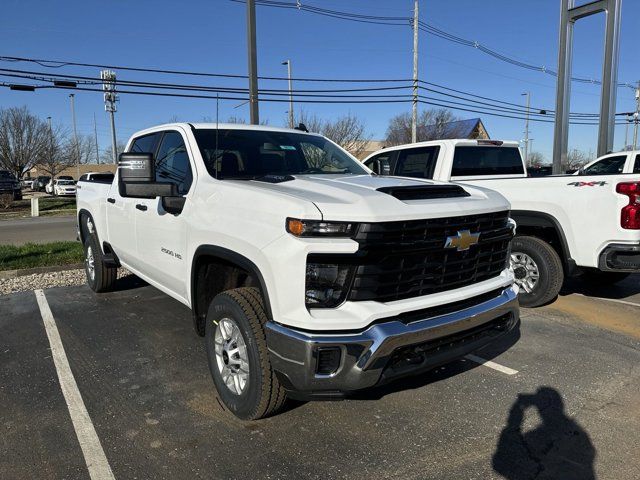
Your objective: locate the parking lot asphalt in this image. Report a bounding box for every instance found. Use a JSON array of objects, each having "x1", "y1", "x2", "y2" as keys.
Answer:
[
  {"x1": 0, "y1": 216, "x2": 76, "y2": 245},
  {"x1": 1, "y1": 277, "x2": 639, "y2": 480}
]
